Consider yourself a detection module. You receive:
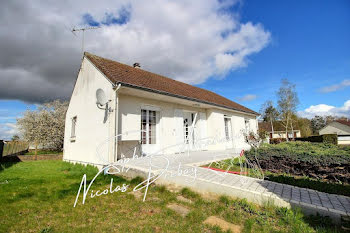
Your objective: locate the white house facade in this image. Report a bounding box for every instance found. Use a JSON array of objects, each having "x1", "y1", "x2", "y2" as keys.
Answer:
[{"x1": 63, "y1": 53, "x2": 259, "y2": 167}]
